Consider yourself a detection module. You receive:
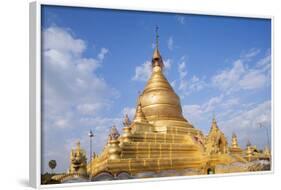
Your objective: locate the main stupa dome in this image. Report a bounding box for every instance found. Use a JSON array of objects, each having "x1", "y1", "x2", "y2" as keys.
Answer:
[{"x1": 139, "y1": 47, "x2": 187, "y2": 122}]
